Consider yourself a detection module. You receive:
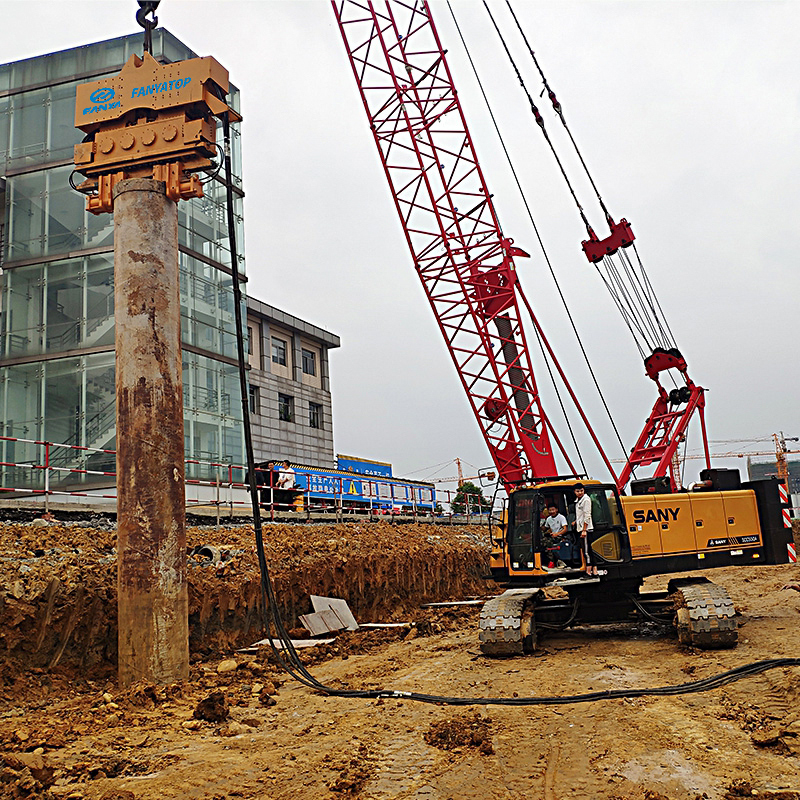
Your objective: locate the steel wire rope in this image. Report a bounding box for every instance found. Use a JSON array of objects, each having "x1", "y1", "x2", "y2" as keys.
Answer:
[
  {"x1": 504, "y1": 0, "x2": 610, "y2": 219},
  {"x1": 601, "y1": 254, "x2": 665, "y2": 352},
  {"x1": 447, "y1": 0, "x2": 634, "y2": 479},
  {"x1": 531, "y1": 314, "x2": 588, "y2": 475},
  {"x1": 619, "y1": 247, "x2": 670, "y2": 345},
  {"x1": 482, "y1": 1, "x2": 590, "y2": 231},
  {"x1": 611, "y1": 248, "x2": 672, "y2": 351},
  {"x1": 591, "y1": 268, "x2": 647, "y2": 360},
  {"x1": 504, "y1": 0, "x2": 680, "y2": 361},
  {"x1": 632, "y1": 243, "x2": 678, "y2": 346}
]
